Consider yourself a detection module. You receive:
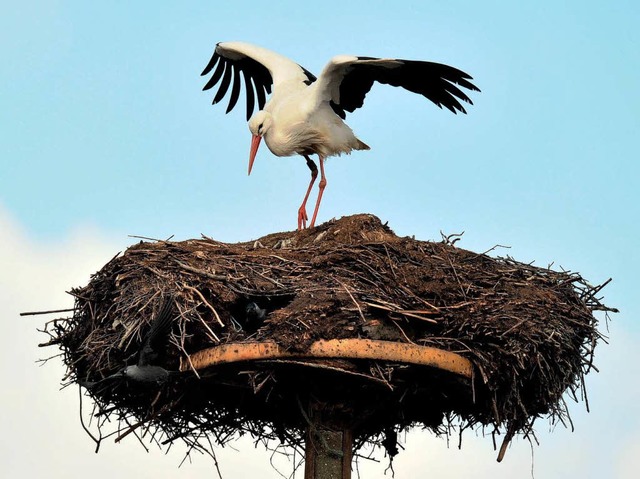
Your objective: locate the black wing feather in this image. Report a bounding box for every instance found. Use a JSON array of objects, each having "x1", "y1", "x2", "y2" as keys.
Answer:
[
  {"x1": 301, "y1": 67, "x2": 317, "y2": 85},
  {"x1": 241, "y1": 68, "x2": 256, "y2": 121},
  {"x1": 138, "y1": 295, "x2": 175, "y2": 367},
  {"x1": 212, "y1": 61, "x2": 233, "y2": 105},
  {"x1": 203, "y1": 55, "x2": 226, "y2": 91},
  {"x1": 226, "y1": 64, "x2": 242, "y2": 114},
  {"x1": 254, "y1": 74, "x2": 266, "y2": 111},
  {"x1": 337, "y1": 59, "x2": 480, "y2": 116},
  {"x1": 202, "y1": 45, "x2": 275, "y2": 121},
  {"x1": 201, "y1": 52, "x2": 219, "y2": 76}
]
